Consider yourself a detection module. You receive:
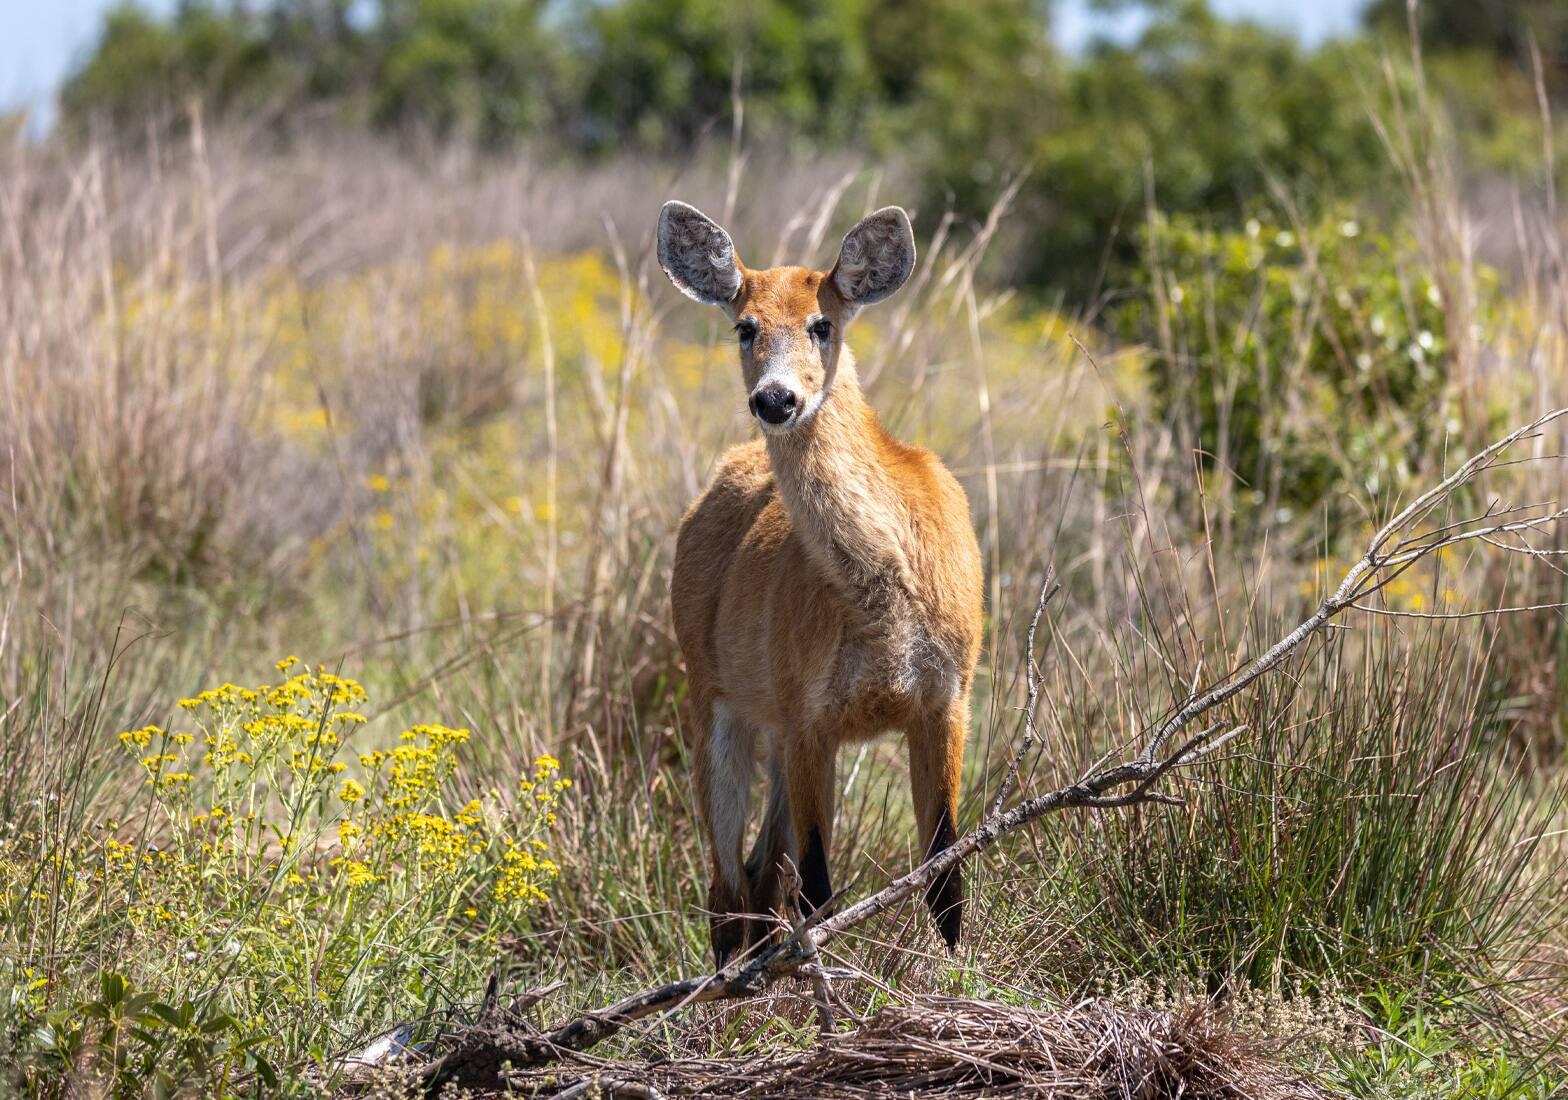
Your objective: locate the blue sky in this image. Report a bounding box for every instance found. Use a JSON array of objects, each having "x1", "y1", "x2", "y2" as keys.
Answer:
[{"x1": 1, "y1": 0, "x2": 1368, "y2": 131}]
